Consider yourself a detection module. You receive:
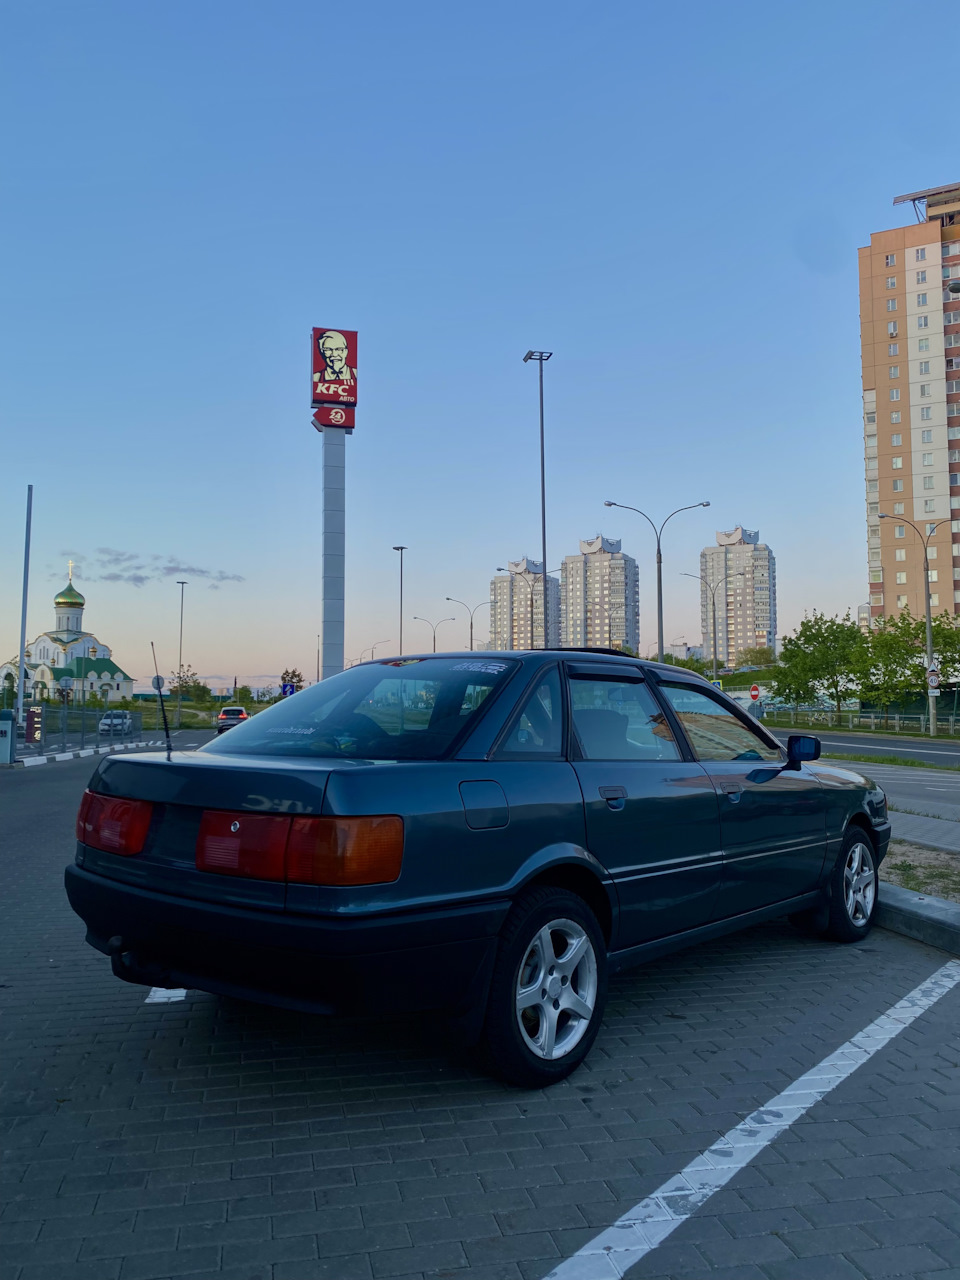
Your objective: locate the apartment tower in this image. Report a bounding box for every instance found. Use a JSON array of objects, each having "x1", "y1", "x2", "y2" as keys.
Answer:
[
  {"x1": 560, "y1": 537, "x2": 640, "y2": 651},
  {"x1": 859, "y1": 182, "x2": 960, "y2": 621},
  {"x1": 489, "y1": 559, "x2": 560, "y2": 649},
  {"x1": 700, "y1": 527, "x2": 777, "y2": 669}
]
